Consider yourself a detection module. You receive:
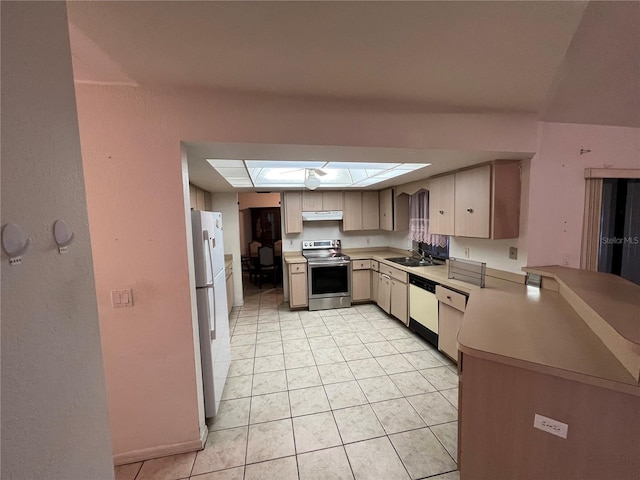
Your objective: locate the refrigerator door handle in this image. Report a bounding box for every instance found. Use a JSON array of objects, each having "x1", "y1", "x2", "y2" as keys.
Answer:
[
  {"x1": 203, "y1": 229, "x2": 216, "y2": 248},
  {"x1": 204, "y1": 234, "x2": 217, "y2": 341}
]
